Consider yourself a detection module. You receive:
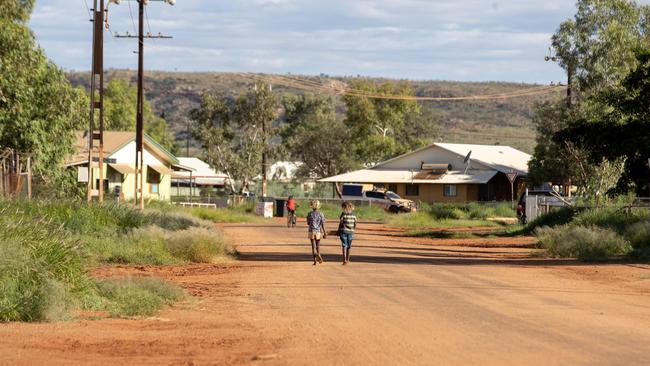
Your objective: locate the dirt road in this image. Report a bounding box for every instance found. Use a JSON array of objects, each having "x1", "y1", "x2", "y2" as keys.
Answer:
[{"x1": 2, "y1": 221, "x2": 650, "y2": 365}]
